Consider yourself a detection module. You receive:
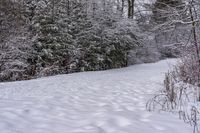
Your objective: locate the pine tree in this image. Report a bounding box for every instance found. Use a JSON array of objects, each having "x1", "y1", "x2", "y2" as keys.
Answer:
[
  {"x1": 0, "y1": 0, "x2": 34, "y2": 81},
  {"x1": 32, "y1": 0, "x2": 74, "y2": 76},
  {"x1": 74, "y1": 0, "x2": 138, "y2": 71}
]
